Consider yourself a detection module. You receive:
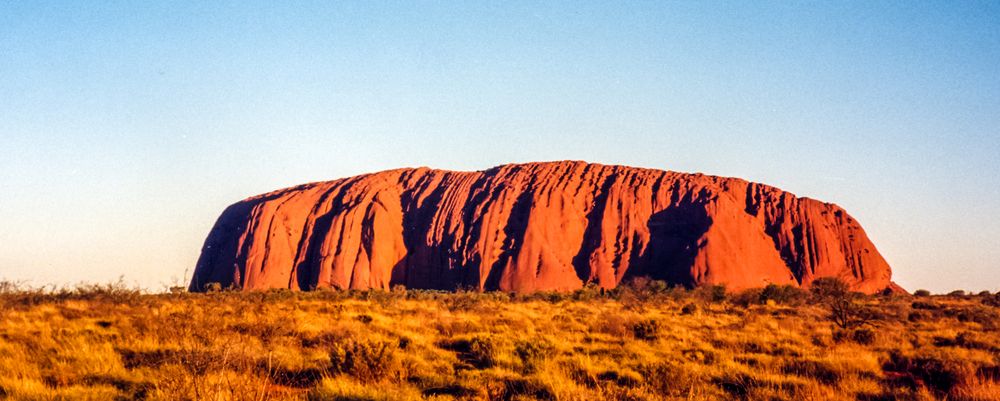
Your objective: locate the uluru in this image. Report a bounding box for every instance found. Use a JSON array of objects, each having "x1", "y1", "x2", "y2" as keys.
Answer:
[{"x1": 190, "y1": 161, "x2": 896, "y2": 294}]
